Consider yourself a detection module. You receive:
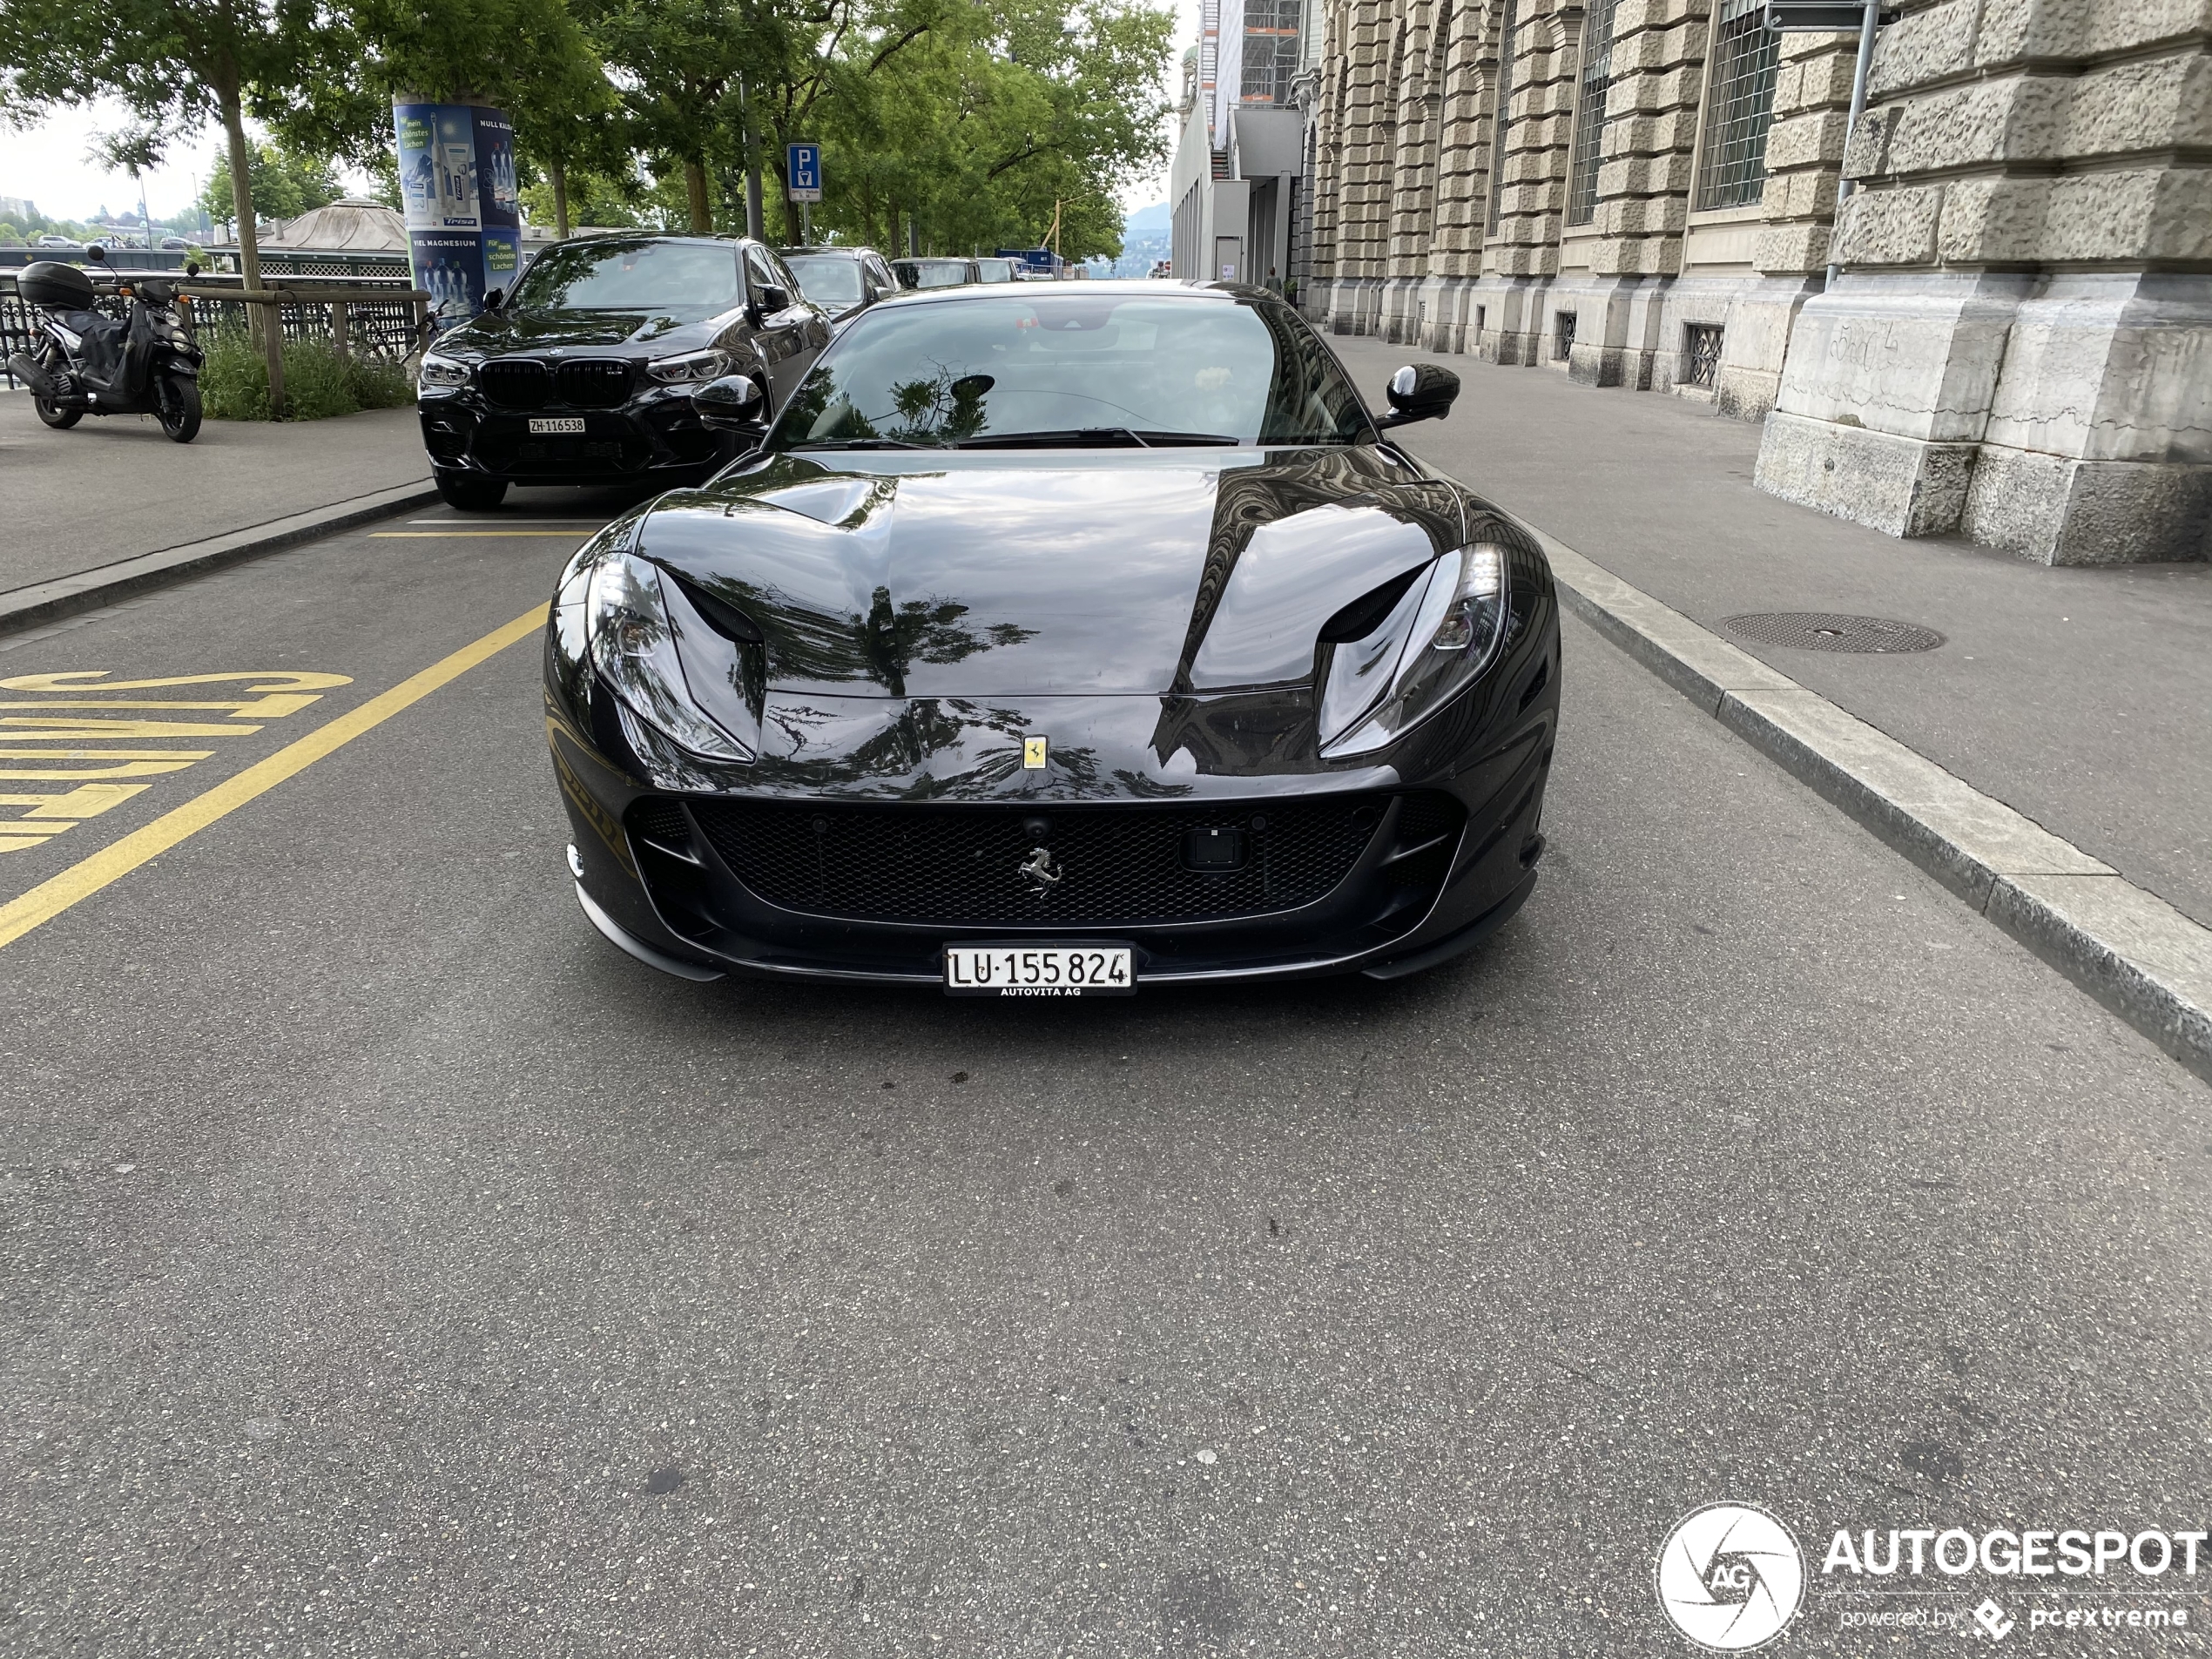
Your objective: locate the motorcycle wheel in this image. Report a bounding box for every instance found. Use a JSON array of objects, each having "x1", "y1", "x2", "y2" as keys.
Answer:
[
  {"x1": 157, "y1": 375, "x2": 202, "y2": 443},
  {"x1": 435, "y1": 469, "x2": 508, "y2": 512},
  {"x1": 33, "y1": 396, "x2": 82, "y2": 430}
]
